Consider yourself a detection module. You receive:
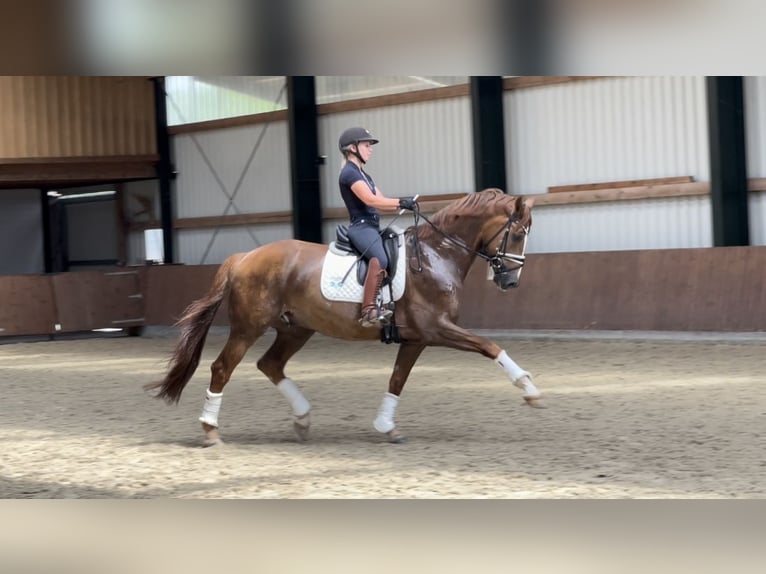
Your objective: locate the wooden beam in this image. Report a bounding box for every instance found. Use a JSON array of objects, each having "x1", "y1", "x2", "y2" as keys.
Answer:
[
  {"x1": 0, "y1": 155, "x2": 160, "y2": 165},
  {"x1": 503, "y1": 76, "x2": 605, "y2": 90},
  {"x1": 0, "y1": 155, "x2": 159, "y2": 187},
  {"x1": 529, "y1": 181, "x2": 710, "y2": 206},
  {"x1": 168, "y1": 110, "x2": 288, "y2": 135},
  {"x1": 548, "y1": 176, "x2": 694, "y2": 194},
  {"x1": 317, "y1": 84, "x2": 470, "y2": 115},
  {"x1": 127, "y1": 180, "x2": 766, "y2": 233}
]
